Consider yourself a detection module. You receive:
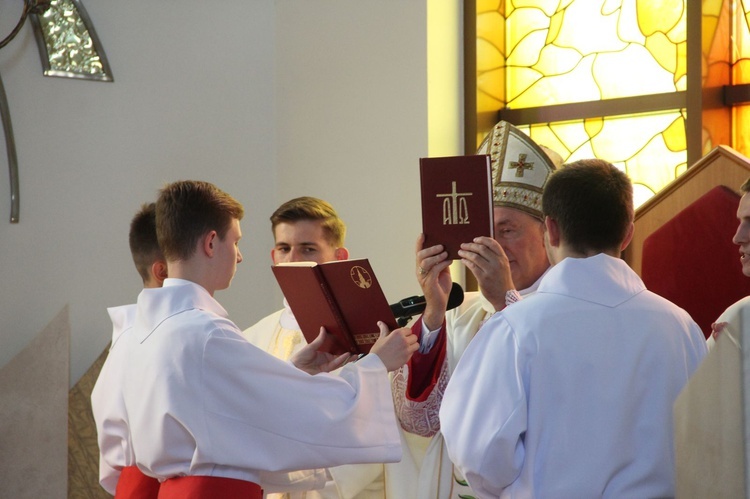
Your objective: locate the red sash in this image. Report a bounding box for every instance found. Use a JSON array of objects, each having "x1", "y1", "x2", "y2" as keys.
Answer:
[
  {"x1": 115, "y1": 466, "x2": 160, "y2": 499},
  {"x1": 158, "y1": 475, "x2": 263, "y2": 499}
]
